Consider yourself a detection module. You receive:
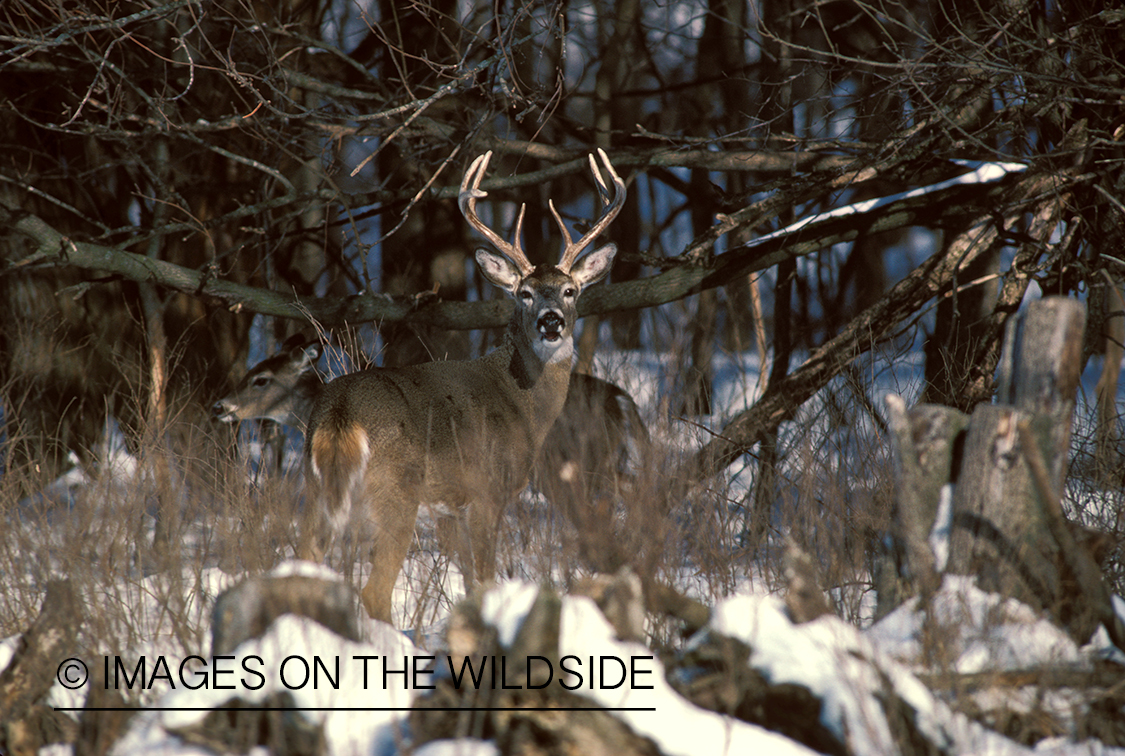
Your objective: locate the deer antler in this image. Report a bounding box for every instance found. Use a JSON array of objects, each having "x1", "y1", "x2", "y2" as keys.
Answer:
[
  {"x1": 552, "y1": 148, "x2": 627, "y2": 272},
  {"x1": 459, "y1": 151, "x2": 534, "y2": 276}
]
